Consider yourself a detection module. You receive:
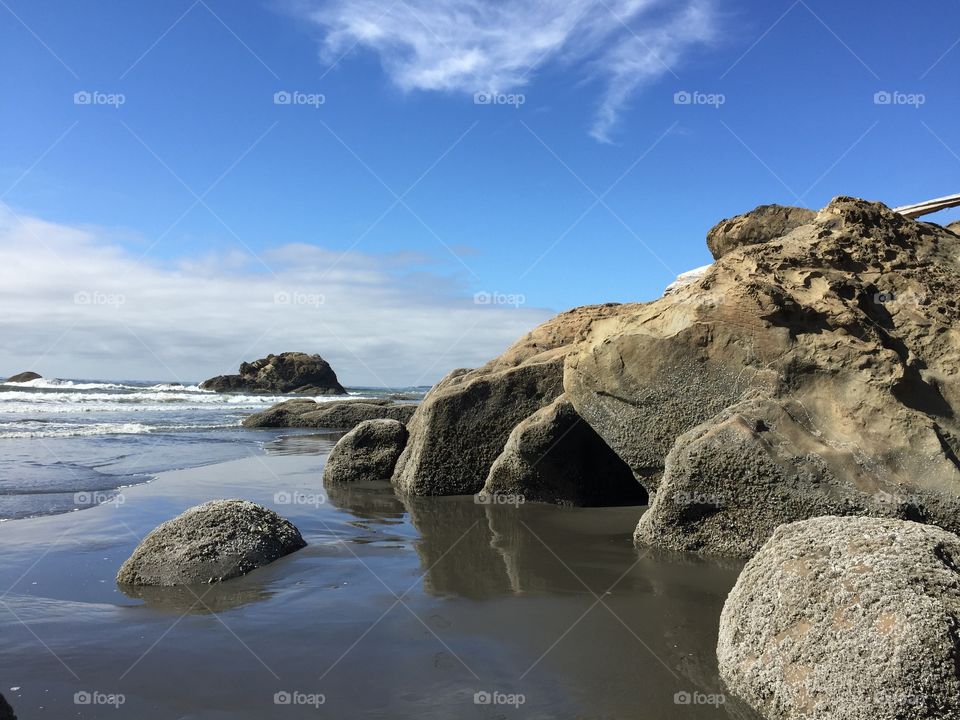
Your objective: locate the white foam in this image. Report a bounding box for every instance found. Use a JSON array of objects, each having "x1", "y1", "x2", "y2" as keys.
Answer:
[{"x1": 0, "y1": 421, "x2": 154, "y2": 439}]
